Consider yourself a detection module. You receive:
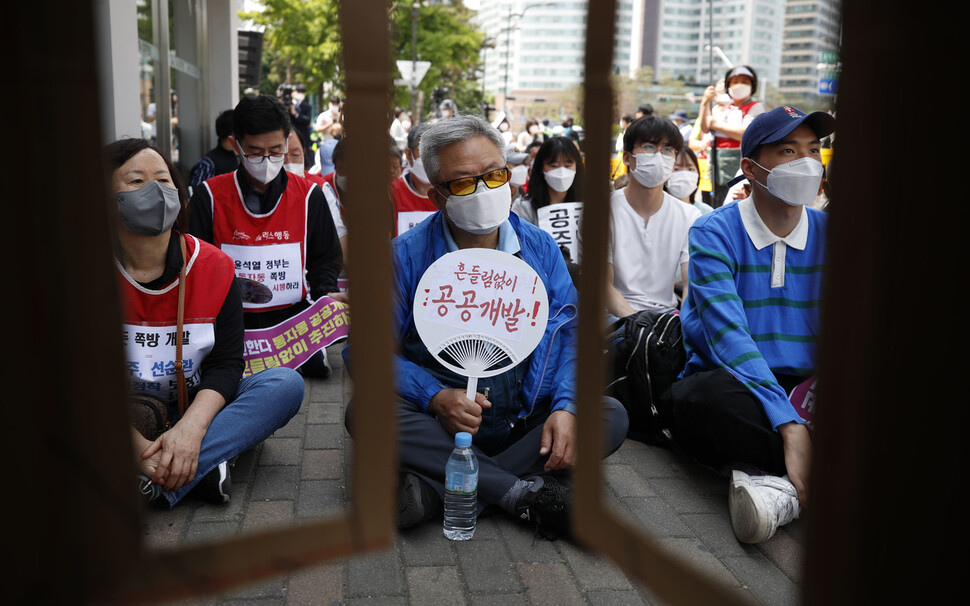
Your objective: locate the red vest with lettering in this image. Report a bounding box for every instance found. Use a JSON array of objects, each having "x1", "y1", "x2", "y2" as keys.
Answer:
[
  {"x1": 205, "y1": 171, "x2": 314, "y2": 312},
  {"x1": 390, "y1": 175, "x2": 437, "y2": 236},
  {"x1": 117, "y1": 234, "x2": 234, "y2": 403}
]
